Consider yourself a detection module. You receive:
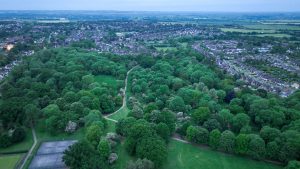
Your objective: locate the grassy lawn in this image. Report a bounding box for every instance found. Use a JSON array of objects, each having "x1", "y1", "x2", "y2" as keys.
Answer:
[
  {"x1": 255, "y1": 34, "x2": 291, "y2": 38},
  {"x1": 180, "y1": 42, "x2": 188, "y2": 48},
  {"x1": 113, "y1": 141, "x2": 135, "y2": 169},
  {"x1": 35, "y1": 121, "x2": 85, "y2": 141},
  {"x1": 106, "y1": 120, "x2": 117, "y2": 133},
  {"x1": 221, "y1": 28, "x2": 275, "y2": 33},
  {"x1": 103, "y1": 104, "x2": 282, "y2": 169},
  {"x1": 0, "y1": 154, "x2": 23, "y2": 169},
  {"x1": 163, "y1": 140, "x2": 282, "y2": 169},
  {"x1": 107, "y1": 106, "x2": 130, "y2": 121},
  {"x1": 0, "y1": 128, "x2": 33, "y2": 154},
  {"x1": 244, "y1": 24, "x2": 300, "y2": 30},
  {"x1": 156, "y1": 47, "x2": 178, "y2": 52},
  {"x1": 94, "y1": 75, "x2": 121, "y2": 90}
]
